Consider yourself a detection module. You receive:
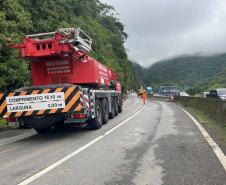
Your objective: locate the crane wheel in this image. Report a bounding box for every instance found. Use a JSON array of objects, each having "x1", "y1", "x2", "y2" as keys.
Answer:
[
  {"x1": 88, "y1": 99, "x2": 103, "y2": 129},
  {"x1": 109, "y1": 97, "x2": 115, "y2": 119},
  {"x1": 118, "y1": 97, "x2": 123, "y2": 113},
  {"x1": 102, "y1": 98, "x2": 109, "y2": 124},
  {"x1": 115, "y1": 97, "x2": 119, "y2": 116}
]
